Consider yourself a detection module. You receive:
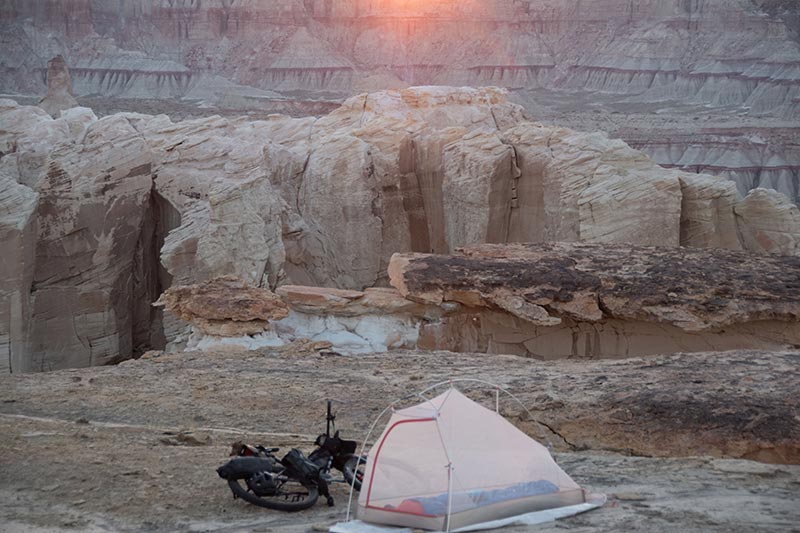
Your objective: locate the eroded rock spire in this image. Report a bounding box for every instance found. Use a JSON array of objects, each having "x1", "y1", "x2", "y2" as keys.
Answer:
[{"x1": 38, "y1": 55, "x2": 78, "y2": 118}]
